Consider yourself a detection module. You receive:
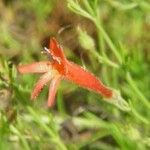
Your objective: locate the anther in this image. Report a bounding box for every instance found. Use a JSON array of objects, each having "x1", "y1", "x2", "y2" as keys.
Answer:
[{"x1": 44, "y1": 47, "x2": 50, "y2": 53}]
